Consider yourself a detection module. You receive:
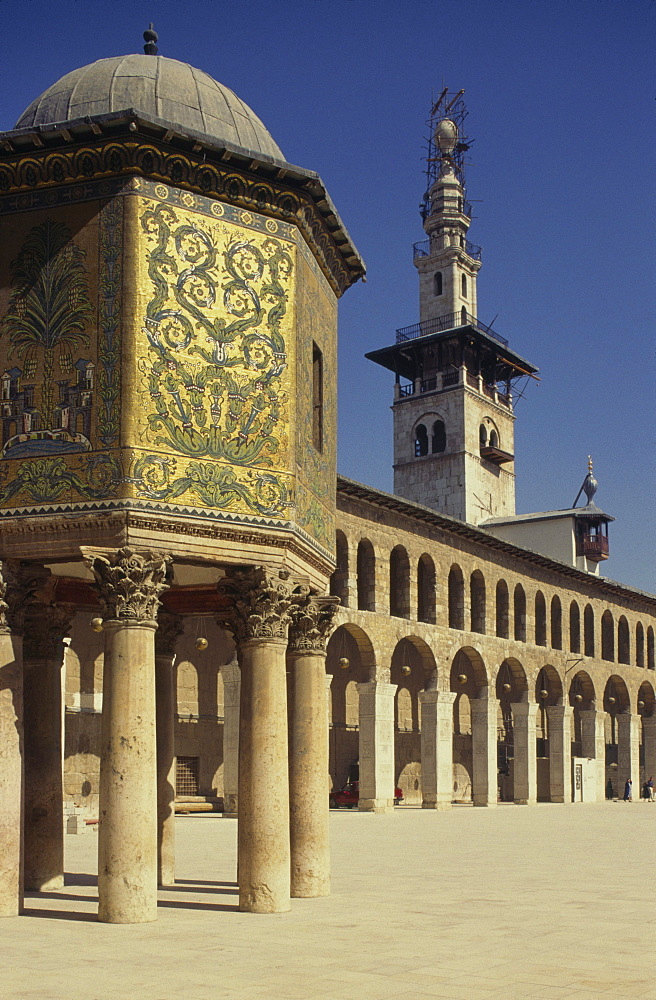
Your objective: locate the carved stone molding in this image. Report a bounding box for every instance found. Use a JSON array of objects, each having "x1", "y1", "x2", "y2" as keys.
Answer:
[
  {"x1": 84, "y1": 547, "x2": 173, "y2": 623},
  {"x1": 217, "y1": 567, "x2": 294, "y2": 644},
  {"x1": 155, "y1": 610, "x2": 185, "y2": 657},
  {"x1": 287, "y1": 592, "x2": 340, "y2": 656},
  {"x1": 23, "y1": 602, "x2": 76, "y2": 660},
  {"x1": 0, "y1": 560, "x2": 51, "y2": 635}
]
